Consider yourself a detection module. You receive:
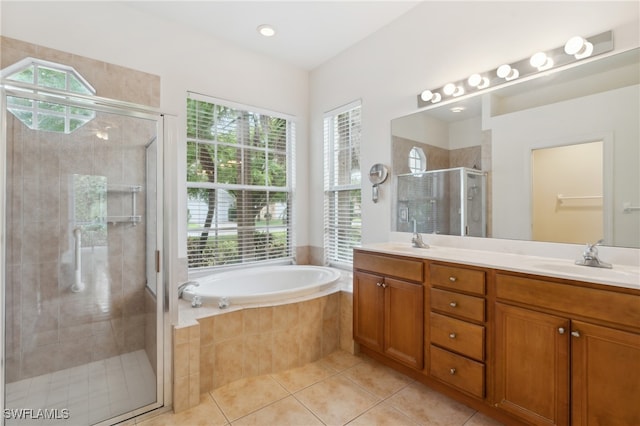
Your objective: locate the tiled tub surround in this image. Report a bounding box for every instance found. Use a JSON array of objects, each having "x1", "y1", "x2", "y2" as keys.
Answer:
[{"x1": 173, "y1": 271, "x2": 354, "y2": 413}]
